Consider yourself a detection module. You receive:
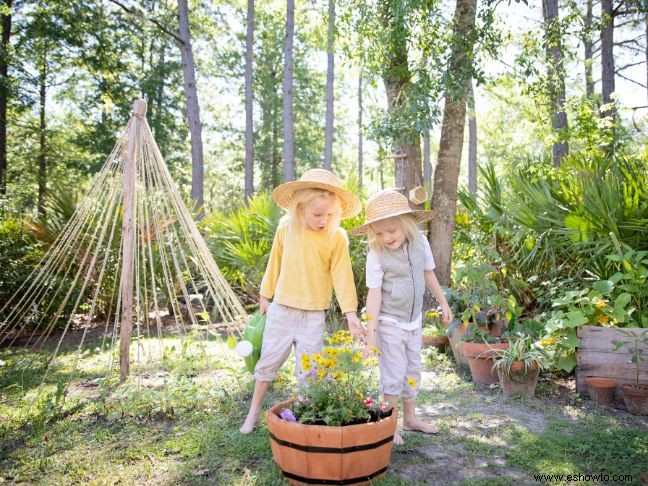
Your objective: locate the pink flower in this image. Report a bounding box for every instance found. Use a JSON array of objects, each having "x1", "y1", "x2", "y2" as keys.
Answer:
[{"x1": 364, "y1": 397, "x2": 375, "y2": 407}]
